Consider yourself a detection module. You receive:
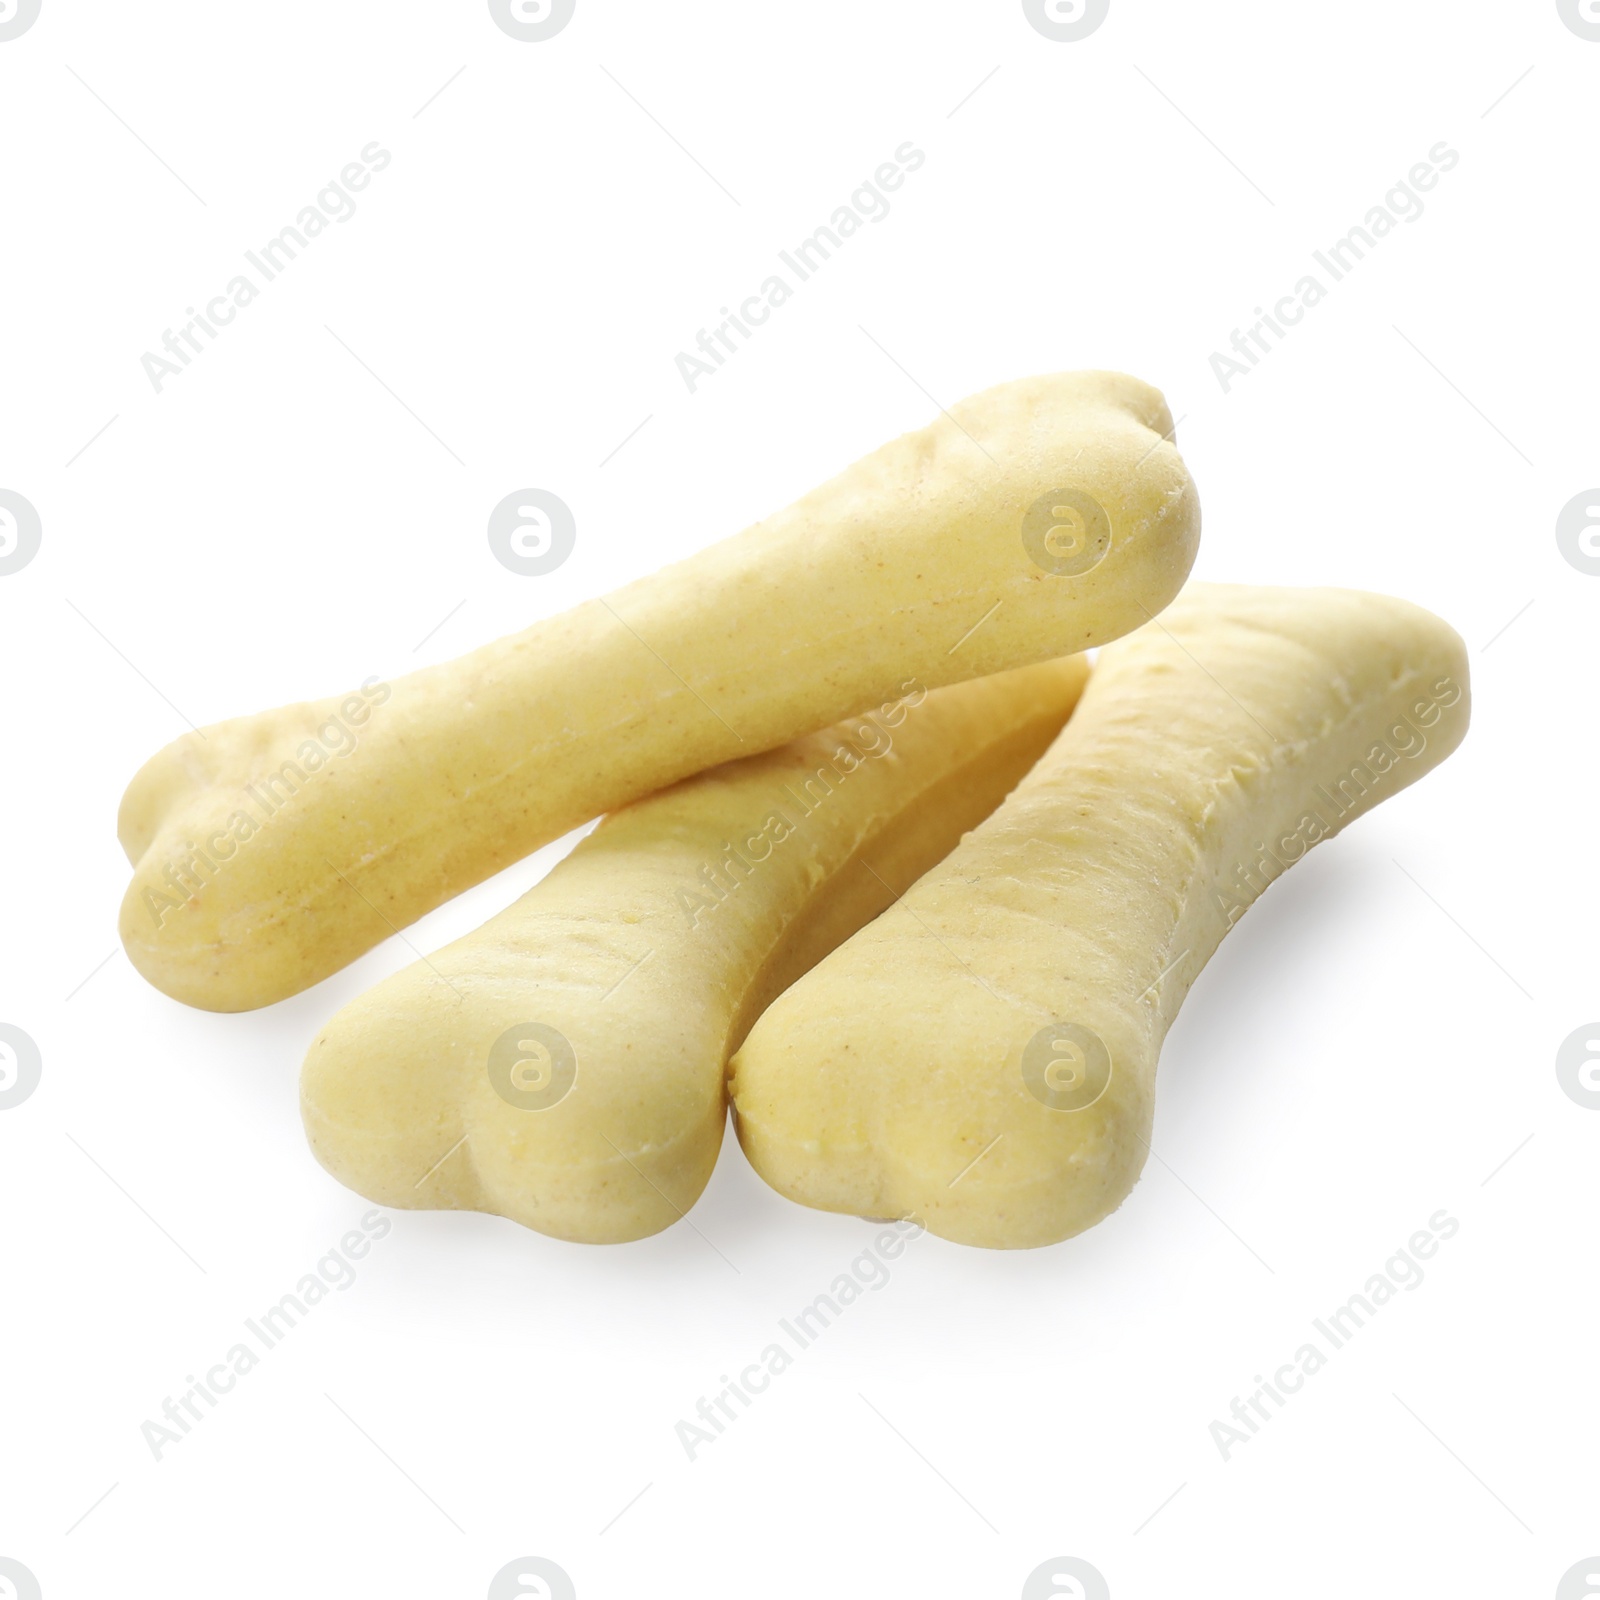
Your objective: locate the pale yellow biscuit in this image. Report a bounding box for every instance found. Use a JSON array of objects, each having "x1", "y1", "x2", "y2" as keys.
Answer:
[
  {"x1": 730, "y1": 584, "x2": 1470, "y2": 1248},
  {"x1": 118, "y1": 371, "x2": 1196, "y2": 1011},
  {"x1": 301, "y1": 657, "x2": 1088, "y2": 1243}
]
